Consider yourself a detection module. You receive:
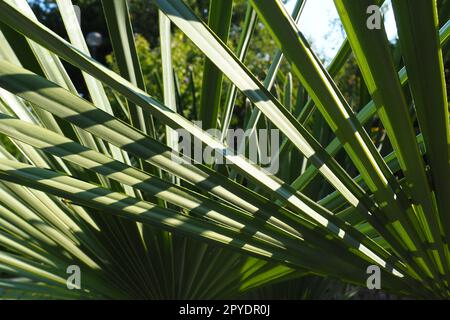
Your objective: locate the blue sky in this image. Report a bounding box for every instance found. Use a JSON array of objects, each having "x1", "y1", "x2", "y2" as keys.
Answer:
[{"x1": 284, "y1": 0, "x2": 398, "y2": 63}]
